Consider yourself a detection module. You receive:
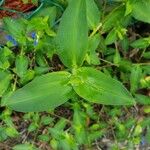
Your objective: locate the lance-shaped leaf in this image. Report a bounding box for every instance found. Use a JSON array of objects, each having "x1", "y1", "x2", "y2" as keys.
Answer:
[
  {"x1": 2, "y1": 72, "x2": 72, "y2": 112},
  {"x1": 132, "y1": 0, "x2": 150, "y2": 24},
  {"x1": 56, "y1": 0, "x2": 88, "y2": 68},
  {"x1": 72, "y1": 67, "x2": 135, "y2": 105},
  {"x1": 0, "y1": 71, "x2": 12, "y2": 97},
  {"x1": 86, "y1": 0, "x2": 101, "y2": 30},
  {"x1": 15, "y1": 55, "x2": 29, "y2": 78}
]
